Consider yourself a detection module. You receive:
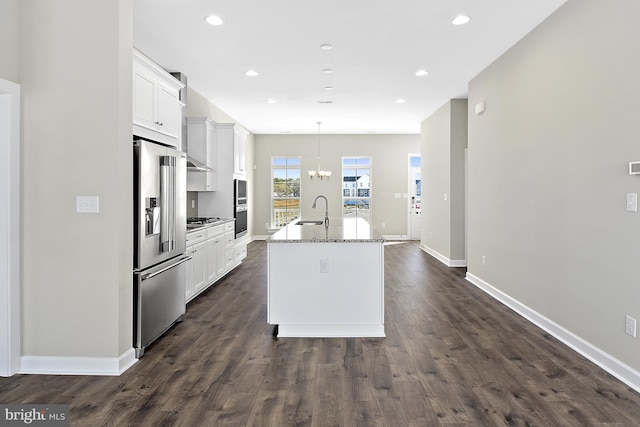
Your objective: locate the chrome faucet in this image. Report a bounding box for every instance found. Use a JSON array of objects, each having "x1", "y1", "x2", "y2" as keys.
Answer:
[{"x1": 312, "y1": 195, "x2": 329, "y2": 227}]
